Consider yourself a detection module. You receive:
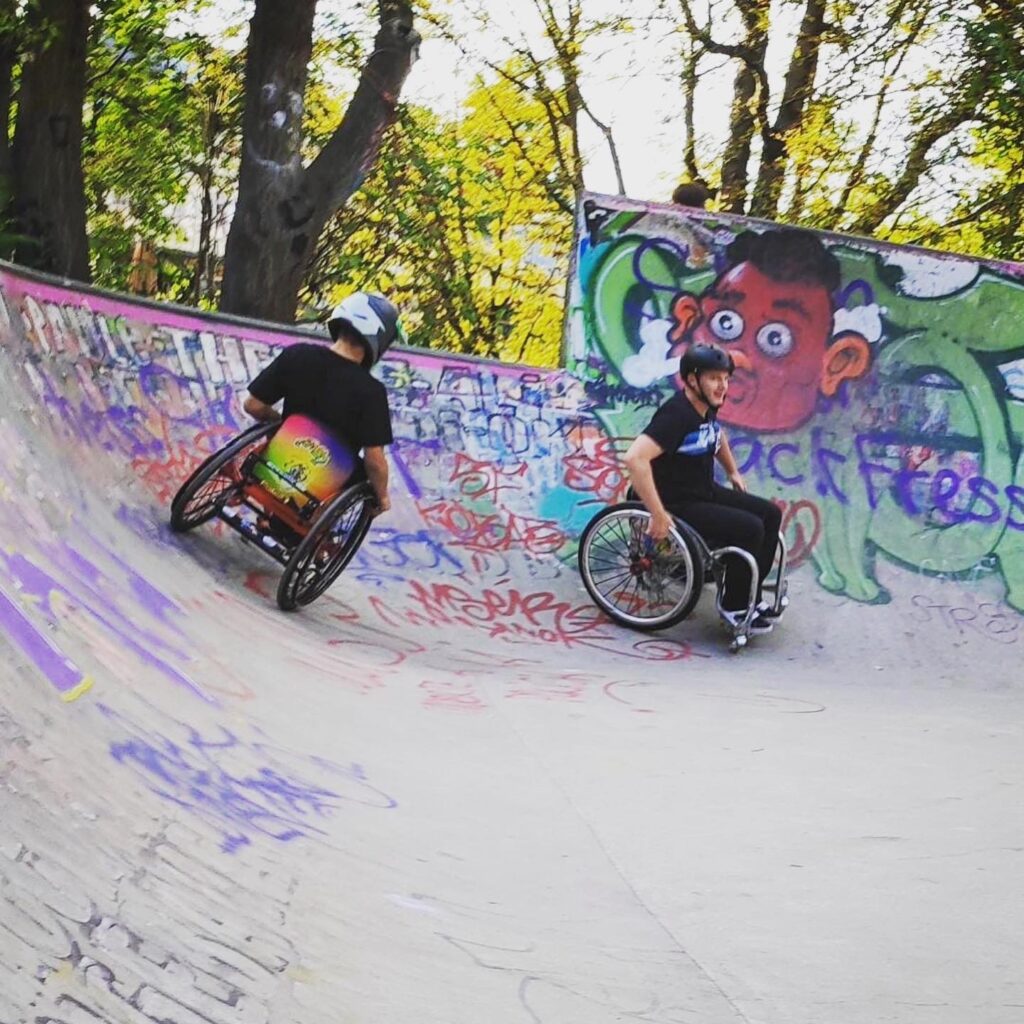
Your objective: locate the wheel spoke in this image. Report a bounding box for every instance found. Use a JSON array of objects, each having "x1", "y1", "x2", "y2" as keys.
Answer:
[
  {"x1": 280, "y1": 491, "x2": 371, "y2": 607},
  {"x1": 579, "y1": 508, "x2": 699, "y2": 629}
]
